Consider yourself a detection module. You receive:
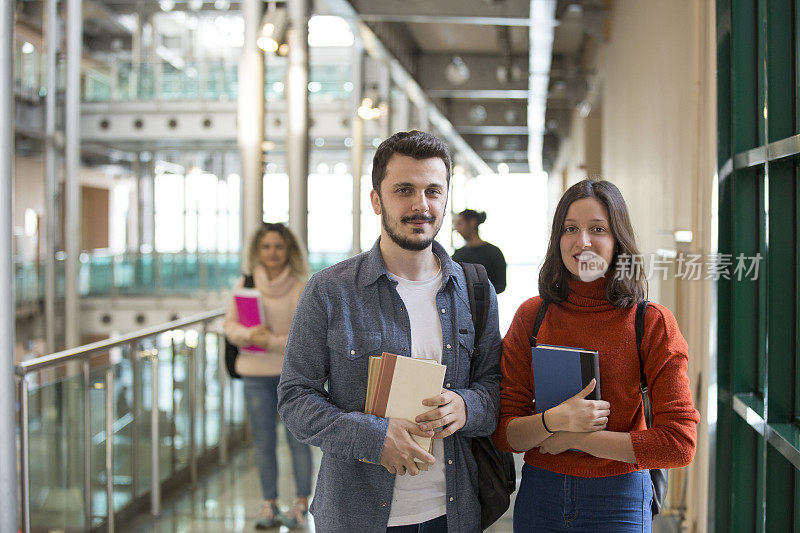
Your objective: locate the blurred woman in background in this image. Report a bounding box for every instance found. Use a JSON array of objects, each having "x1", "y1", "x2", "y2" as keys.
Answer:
[
  {"x1": 453, "y1": 208, "x2": 507, "y2": 293},
  {"x1": 224, "y1": 222, "x2": 312, "y2": 530}
]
